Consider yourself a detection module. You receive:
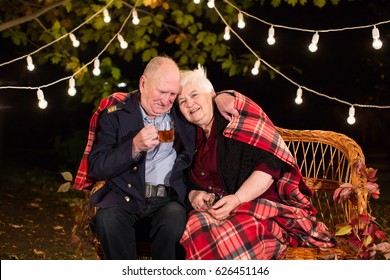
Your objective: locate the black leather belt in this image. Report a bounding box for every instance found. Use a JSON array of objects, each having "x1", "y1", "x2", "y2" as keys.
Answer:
[{"x1": 145, "y1": 184, "x2": 173, "y2": 199}]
